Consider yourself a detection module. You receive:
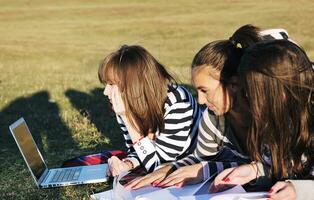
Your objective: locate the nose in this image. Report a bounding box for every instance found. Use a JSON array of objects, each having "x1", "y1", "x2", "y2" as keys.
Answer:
[
  {"x1": 103, "y1": 85, "x2": 111, "y2": 97},
  {"x1": 197, "y1": 91, "x2": 207, "y2": 105}
]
